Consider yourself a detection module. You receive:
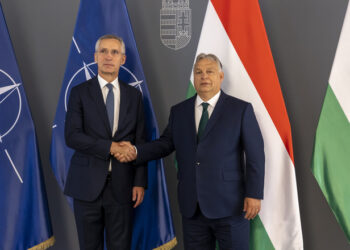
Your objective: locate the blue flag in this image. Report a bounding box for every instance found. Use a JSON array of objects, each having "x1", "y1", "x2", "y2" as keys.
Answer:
[
  {"x1": 0, "y1": 4, "x2": 54, "y2": 250},
  {"x1": 50, "y1": 0, "x2": 176, "y2": 249}
]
